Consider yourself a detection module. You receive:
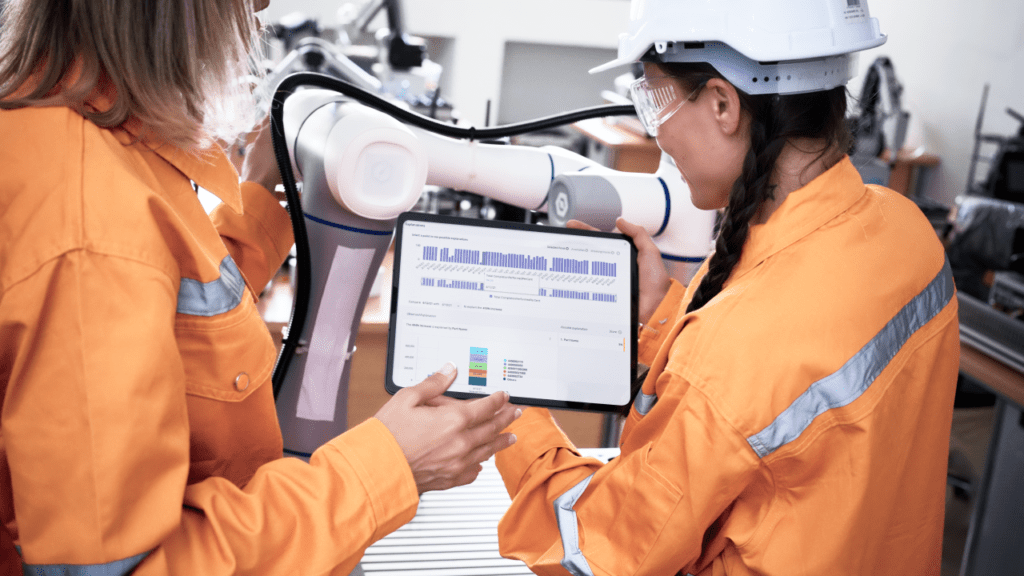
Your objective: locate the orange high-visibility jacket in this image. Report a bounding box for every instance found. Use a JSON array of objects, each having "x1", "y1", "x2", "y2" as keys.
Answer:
[
  {"x1": 0, "y1": 100, "x2": 418, "y2": 573},
  {"x1": 496, "y1": 157, "x2": 959, "y2": 576}
]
